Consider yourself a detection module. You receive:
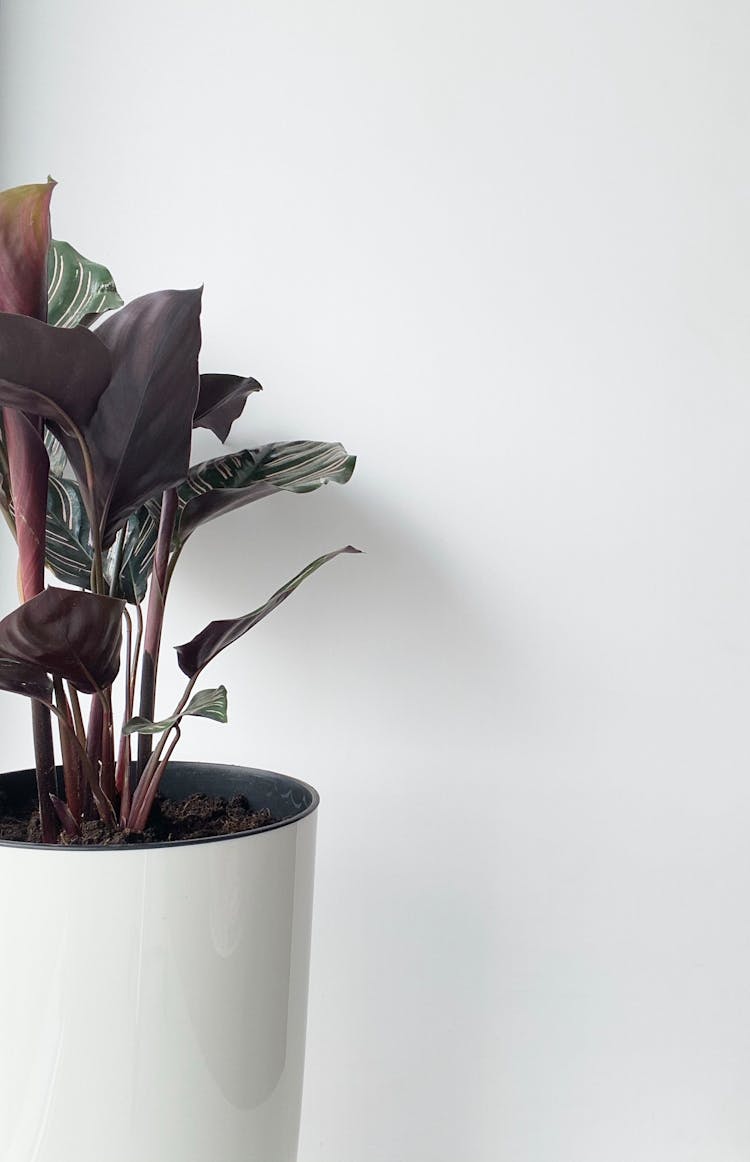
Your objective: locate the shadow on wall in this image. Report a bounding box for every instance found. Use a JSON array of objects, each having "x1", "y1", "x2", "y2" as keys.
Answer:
[{"x1": 176, "y1": 479, "x2": 510, "y2": 757}]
